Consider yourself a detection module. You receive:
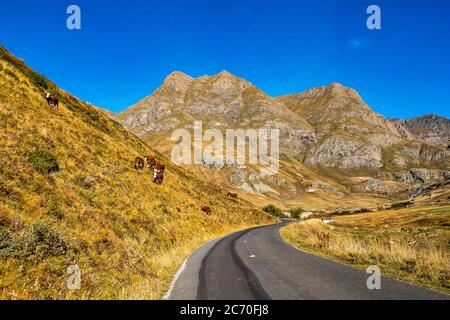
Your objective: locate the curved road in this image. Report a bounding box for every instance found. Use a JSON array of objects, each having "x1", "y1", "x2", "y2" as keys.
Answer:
[{"x1": 167, "y1": 222, "x2": 449, "y2": 300}]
